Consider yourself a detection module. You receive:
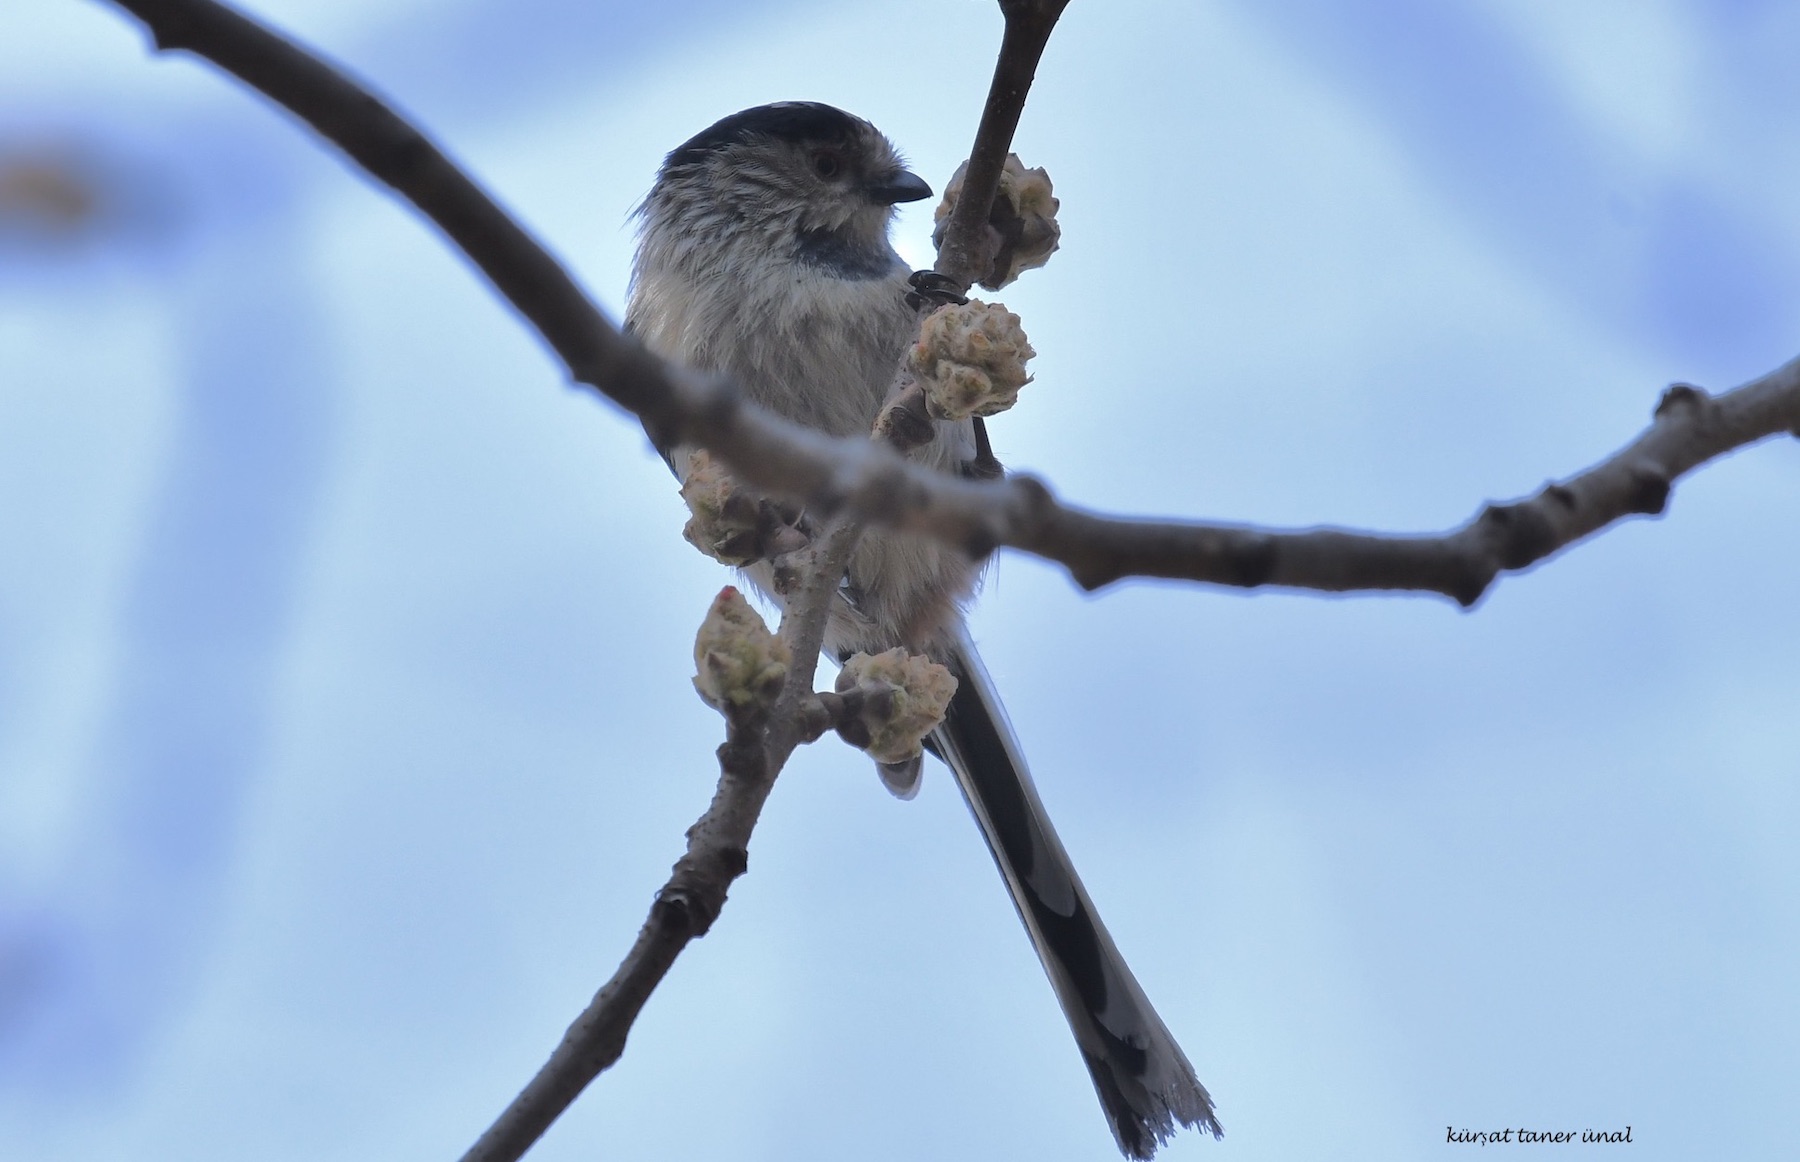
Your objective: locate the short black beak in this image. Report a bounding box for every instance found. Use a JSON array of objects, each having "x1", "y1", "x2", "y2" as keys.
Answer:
[{"x1": 867, "y1": 169, "x2": 933, "y2": 205}]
